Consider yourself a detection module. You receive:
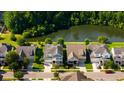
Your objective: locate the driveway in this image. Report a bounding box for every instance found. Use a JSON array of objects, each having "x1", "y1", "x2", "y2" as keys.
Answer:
[
  {"x1": 84, "y1": 72, "x2": 124, "y2": 81},
  {"x1": 91, "y1": 58, "x2": 100, "y2": 72},
  {"x1": 27, "y1": 59, "x2": 34, "y2": 71},
  {"x1": 44, "y1": 63, "x2": 52, "y2": 72},
  {"x1": 92, "y1": 63, "x2": 100, "y2": 72},
  {"x1": 77, "y1": 60, "x2": 86, "y2": 72}
]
